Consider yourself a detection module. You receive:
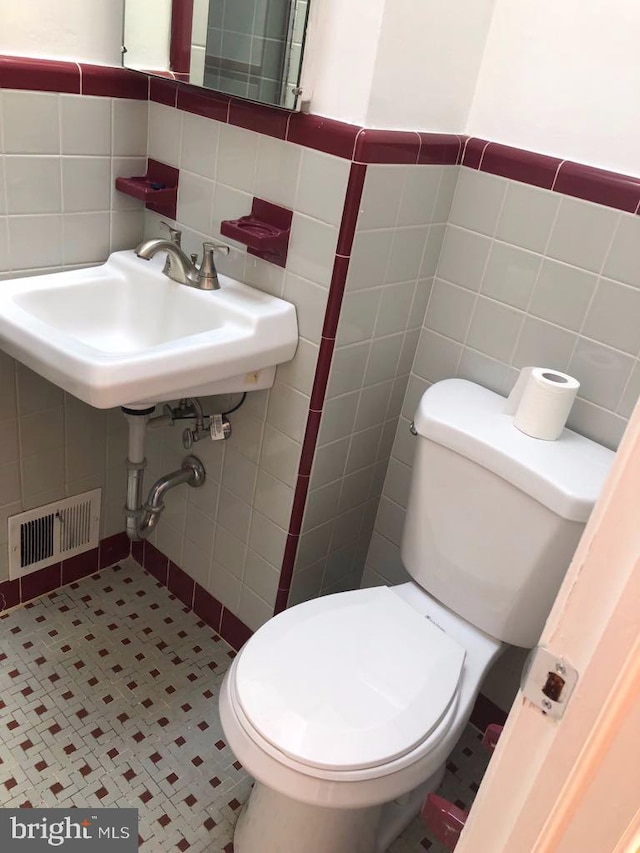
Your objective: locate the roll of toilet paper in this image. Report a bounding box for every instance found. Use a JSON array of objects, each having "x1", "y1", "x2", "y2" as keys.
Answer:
[
  {"x1": 504, "y1": 366, "x2": 534, "y2": 415},
  {"x1": 512, "y1": 368, "x2": 580, "y2": 441}
]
